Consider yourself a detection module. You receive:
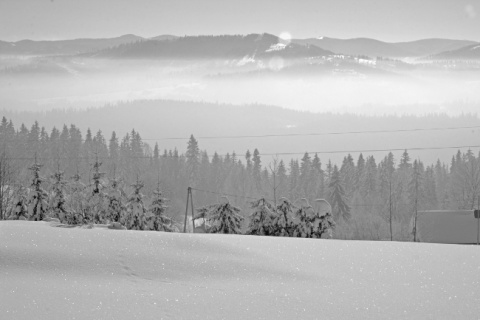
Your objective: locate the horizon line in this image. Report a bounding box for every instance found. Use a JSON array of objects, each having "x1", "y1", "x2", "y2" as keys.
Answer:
[{"x1": 1, "y1": 32, "x2": 478, "y2": 44}]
